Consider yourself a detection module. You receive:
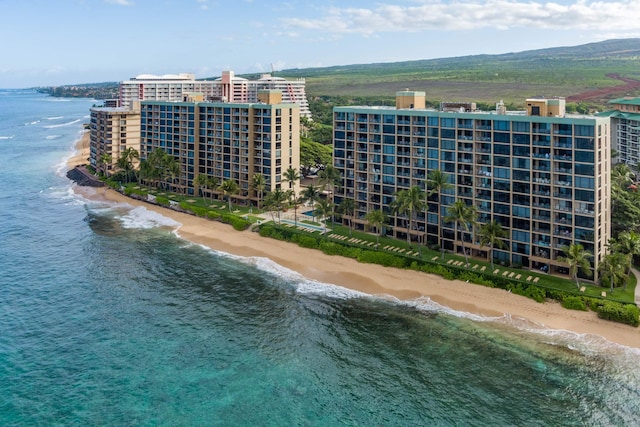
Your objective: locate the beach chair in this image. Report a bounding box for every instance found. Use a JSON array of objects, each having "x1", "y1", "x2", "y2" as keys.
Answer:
[
  {"x1": 515, "y1": 274, "x2": 521, "y2": 280},
  {"x1": 508, "y1": 272, "x2": 515, "y2": 278},
  {"x1": 447, "y1": 259, "x2": 454, "y2": 265},
  {"x1": 526, "y1": 276, "x2": 532, "y2": 282},
  {"x1": 480, "y1": 266, "x2": 486, "y2": 272},
  {"x1": 601, "y1": 291, "x2": 607, "y2": 297},
  {"x1": 502, "y1": 270, "x2": 509, "y2": 277},
  {"x1": 580, "y1": 286, "x2": 586, "y2": 292},
  {"x1": 493, "y1": 269, "x2": 500, "y2": 274},
  {"x1": 533, "y1": 277, "x2": 539, "y2": 283},
  {"x1": 472, "y1": 264, "x2": 479, "y2": 269},
  {"x1": 432, "y1": 256, "x2": 438, "y2": 261}
]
